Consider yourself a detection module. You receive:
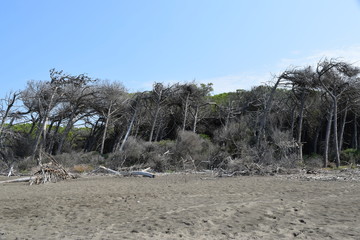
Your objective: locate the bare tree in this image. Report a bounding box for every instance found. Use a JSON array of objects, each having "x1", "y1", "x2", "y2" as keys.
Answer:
[
  {"x1": 21, "y1": 79, "x2": 61, "y2": 164},
  {"x1": 316, "y1": 59, "x2": 360, "y2": 167},
  {"x1": 280, "y1": 66, "x2": 315, "y2": 162},
  {"x1": 146, "y1": 83, "x2": 174, "y2": 142},
  {"x1": 0, "y1": 92, "x2": 19, "y2": 139},
  {"x1": 256, "y1": 76, "x2": 282, "y2": 148},
  {"x1": 91, "y1": 81, "x2": 128, "y2": 154}
]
